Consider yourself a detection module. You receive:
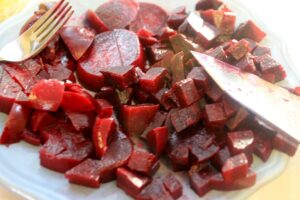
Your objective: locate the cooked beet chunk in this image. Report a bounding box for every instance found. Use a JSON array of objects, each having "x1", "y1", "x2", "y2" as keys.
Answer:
[
  {"x1": 171, "y1": 102, "x2": 202, "y2": 132},
  {"x1": 127, "y1": 150, "x2": 159, "y2": 176},
  {"x1": 252, "y1": 44, "x2": 271, "y2": 57},
  {"x1": 234, "y1": 20, "x2": 266, "y2": 42},
  {"x1": 187, "y1": 66, "x2": 209, "y2": 90},
  {"x1": 31, "y1": 110, "x2": 57, "y2": 132},
  {"x1": 227, "y1": 131, "x2": 255, "y2": 155},
  {"x1": 147, "y1": 127, "x2": 169, "y2": 156},
  {"x1": 136, "y1": 178, "x2": 173, "y2": 200},
  {"x1": 204, "y1": 103, "x2": 226, "y2": 127},
  {"x1": 222, "y1": 153, "x2": 248, "y2": 183},
  {"x1": 211, "y1": 146, "x2": 231, "y2": 170},
  {"x1": 120, "y1": 104, "x2": 159, "y2": 135},
  {"x1": 20, "y1": 129, "x2": 41, "y2": 146},
  {"x1": 139, "y1": 67, "x2": 168, "y2": 93},
  {"x1": 101, "y1": 66, "x2": 136, "y2": 89},
  {"x1": 226, "y1": 39, "x2": 250, "y2": 61},
  {"x1": 222, "y1": 95, "x2": 239, "y2": 118},
  {"x1": 235, "y1": 53, "x2": 256, "y2": 73},
  {"x1": 173, "y1": 78, "x2": 201, "y2": 107},
  {"x1": 66, "y1": 111, "x2": 94, "y2": 131},
  {"x1": 254, "y1": 54, "x2": 282, "y2": 74},
  {"x1": 141, "y1": 111, "x2": 167, "y2": 139},
  {"x1": 163, "y1": 173, "x2": 183, "y2": 199},
  {"x1": 205, "y1": 46, "x2": 228, "y2": 62},
  {"x1": 61, "y1": 91, "x2": 95, "y2": 112},
  {"x1": 0, "y1": 103, "x2": 31, "y2": 144},
  {"x1": 226, "y1": 107, "x2": 249, "y2": 131},
  {"x1": 205, "y1": 82, "x2": 224, "y2": 102},
  {"x1": 167, "y1": 14, "x2": 187, "y2": 30},
  {"x1": 94, "y1": 99, "x2": 113, "y2": 118},
  {"x1": 28, "y1": 79, "x2": 64, "y2": 112},
  {"x1": 85, "y1": 9, "x2": 109, "y2": 33},
  {"x1": 190, "y1": 144, "x2": 220, "y2": 164},
  {"x1": 254, "y1": 133, "x2": 273, "y2": 162},
  {"x1": 195, "y1": 0, "x2": 223, "y2": 11},
  {"x1": 117, "y1": 167, "x2": 151, "y2": 198},
  {"x1": 179, "y1": 13, "x2": 220, "y2": 48},
  {"x1": 273, "y1": 132, "x2": 299, "y2": 156}
]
